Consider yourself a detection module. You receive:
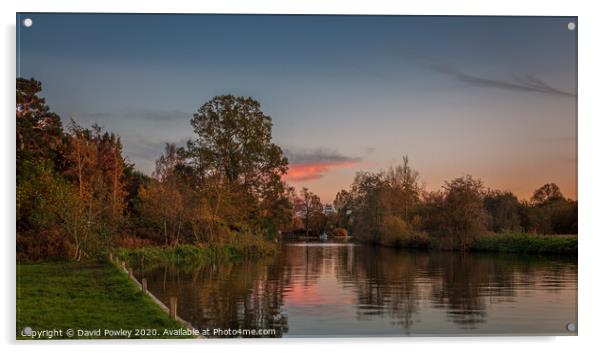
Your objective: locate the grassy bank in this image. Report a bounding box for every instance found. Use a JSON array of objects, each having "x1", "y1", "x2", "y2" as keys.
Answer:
[
  {"x1": 16, "y1": 261, "x2": 191, "y2": 339},
  {"x1": 116, "y1": 241, "x2": 277, "y2": 270},
  {"x1": 358, "y1": 232, "x2": 577, "y2": 255},
  {"x1": 470, "y1": 233, "x2": 577, "y2": 255}
]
